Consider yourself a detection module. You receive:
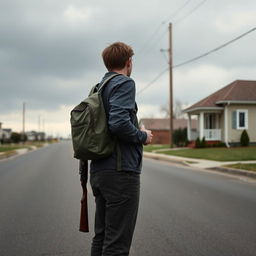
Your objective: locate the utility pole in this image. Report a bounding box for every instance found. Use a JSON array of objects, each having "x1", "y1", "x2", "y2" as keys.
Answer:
[
  {"x1": 42, "y1": 118, "x2": 45, "y2": 141},
  {"x1": 22, "y1": 102, "x2": 26, "y2": 141},
  {"x1": 38, "y1": 115, "x2": 41, "y2": 132},
  {"x1": 169, "y1": 23, "x2": 173, "y2": 147},
  {"x1": 42, "y1": 119, "x2": 45, "y2": 133}
]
